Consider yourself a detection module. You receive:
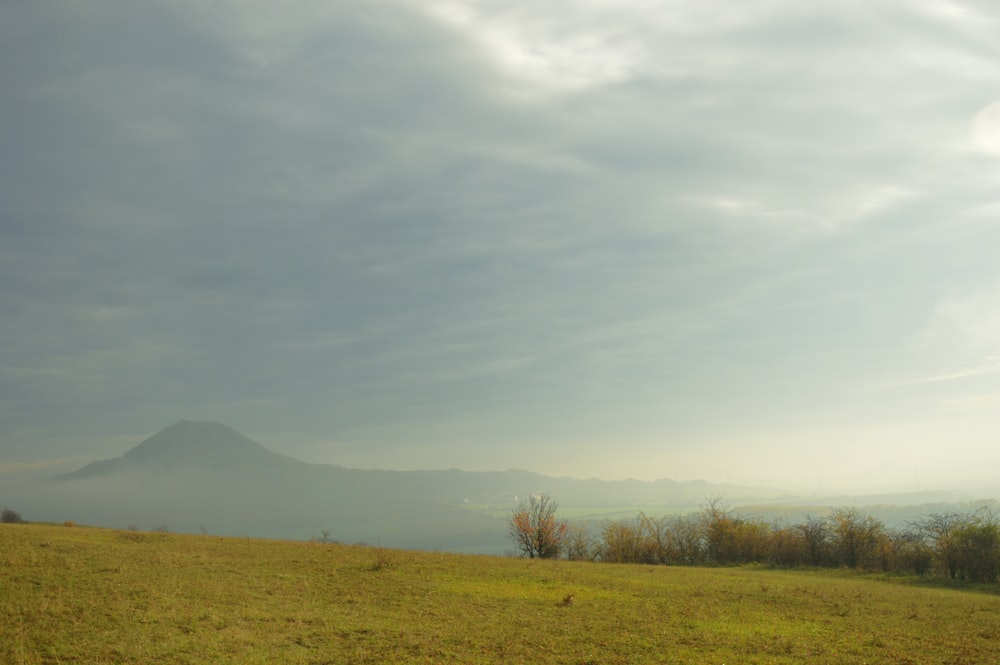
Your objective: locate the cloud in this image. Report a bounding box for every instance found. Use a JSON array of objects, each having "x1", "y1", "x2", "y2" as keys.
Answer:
[
  {"x1": 904, "y1": 366, "x2": 1000, "y2": 386},
  {"x1": 971, "y1": 100, "x2": 1000, "y2": 155},
  {"x1": 413, "y1": 0, "x2": 650, "y2": 99},
  {"x1": 3, "y1": 0, "x2": 1000, "y2": 489},
  {"x1": 891, "y1": 281, "x2": 1000, "y2": 408},
  {"x1": 919, "y1": 282, "x2": 1000, "y2": 364}
]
